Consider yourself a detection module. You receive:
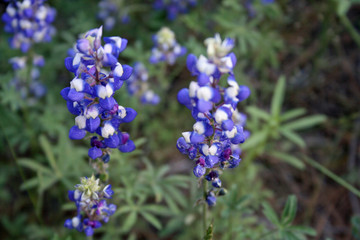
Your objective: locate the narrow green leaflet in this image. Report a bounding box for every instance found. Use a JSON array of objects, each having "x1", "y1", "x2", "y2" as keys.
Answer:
[
  {"x1": 279, "y1": 128, "x2": 306, "y2": 148},
  {"x1": 262, "y1": 202, "x2": 280, "y2": 226},
  {"x1": 271, "y1": 76, "x2": 286, "y2": 118},
  {"x1": 281, "y1": 195, "x2": 297, "y2": 226},
  {"x1": 282, "y1": 115, "x2": 326, "y2": 131},
  {"x1": 280, "y1": 108, "x2": 306, "y2": 122},
  {"x1": 203, "y1": 223, "x2": 213, "y2": 240},
  {"x1": 247, "y1": 106, "x2": 271, "y2": 121},
  {"x1": 140, "y1": 211, "x2": 162, "y2": 230},
  {"x1": 269, "y1": 151, "x2": 305, "y2": 169}
]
